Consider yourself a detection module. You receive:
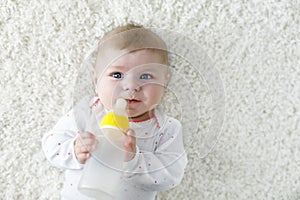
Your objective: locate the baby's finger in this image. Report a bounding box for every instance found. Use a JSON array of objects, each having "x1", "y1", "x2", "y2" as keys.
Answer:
[
  {"x1": 77, "y1": 133, "x2": 98, "y2": 148},
  {"x1": 125, "y1": 129, "x2": 135, "y2": 141},
  {"x1": 80, "y1": 132, "x2": 95, "y2": 139},
  {"x1": 76, "y1": 152, "x2": 91, "y2": 164},
  {"x1": 80, "y1": 138, "x2": 98, "y2": 146},
  {"x1": 125, "y1": 129, "x2": 135, "y2": 137},
  {"x1": 124, "y1": 130, "x2": 136, "y2": 149},
  {"x1": 127, "y1": 130, "x2": 136, "y2": 144},
  {"x1": 80, "y1": 144, "x2": 97, "y2": 152},
  {"x1": 123, "y1": 130, "x2": 136, "y2": 162}
]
